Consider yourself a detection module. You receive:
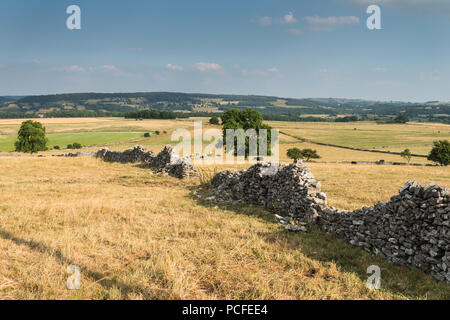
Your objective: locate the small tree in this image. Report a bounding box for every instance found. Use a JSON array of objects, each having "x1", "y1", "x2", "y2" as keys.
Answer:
[
  {"x1": 428, "y1": 140, "x2": 450, "y2": 166},
  {"x1": 155, "y1": 130, "x2": 160, "y2": 135},
  {"x1": 394, "y1": 114, "x2": 409, "y2": 124},
  {"x1": 287, "y1": 148, "x2": 304, "y2": 162},
  {"x1": 15, "y1": 120, "x2": 48, "y2": 153},
  {"x1": 221, "y1": 108, "x2": 273, "y2": 158},
  {"x1": 72, "y1": 142, "x2": 82, "y2": 149},
  {"x1": 400, "y1": 148, "x2": 412, "y2": 163},
  {"x1": 144, "y1": 132, "x2": 151, "y2": 138},
  {"x1": 301, "y1": 149, "x2": 321, "y2": 162},
  {"x1": 209, "y1": 116, "x2": 220, "y2": 125}
]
